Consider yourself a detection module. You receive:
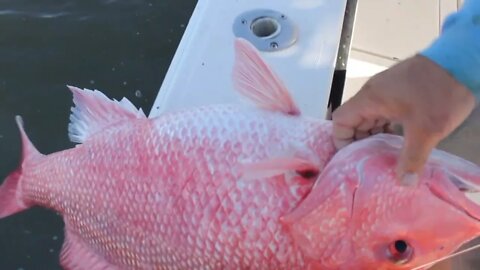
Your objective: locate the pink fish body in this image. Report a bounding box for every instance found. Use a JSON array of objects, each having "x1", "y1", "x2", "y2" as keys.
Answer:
[
  {"x1": 2, "y1": 38, "x2": 480, "y2": 270},
  {"x1": 0, "y1": 39, "x2": 336, "y2": 269}
]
